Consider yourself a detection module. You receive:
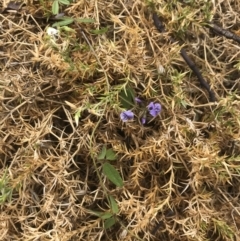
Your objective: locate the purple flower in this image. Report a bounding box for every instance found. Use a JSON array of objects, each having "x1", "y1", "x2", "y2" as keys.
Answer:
[
  {"x1": 135, "y1": 97, "x2": 142, "y2": 104},
  {"x1": 120, "y1": 110, "x2": 134, "y2": 122},
  {"x1": 141, "y1": 117, "x2": 146, "y2": 124},
  {"x1": 147, "y1": 102, "x2": 161, "y2": 117}
]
